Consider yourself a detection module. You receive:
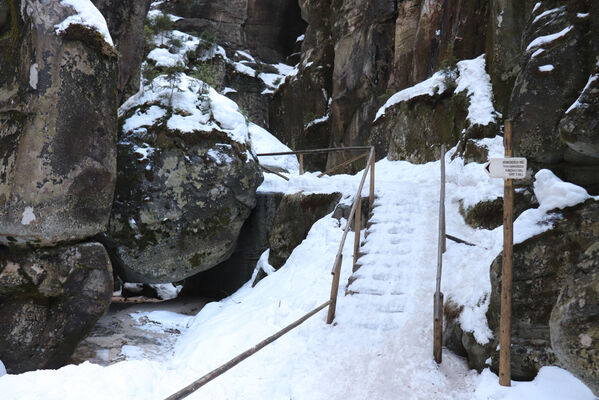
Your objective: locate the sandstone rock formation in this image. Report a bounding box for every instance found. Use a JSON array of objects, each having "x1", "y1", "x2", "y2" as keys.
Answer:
[
  {"x1": 550, "y1": 238, "x2": 599, "y2": 395},
  {"x1": 0, "y1": 0, "x2": 118, "y2": 373},
  {"x1": 270, "y1": 0, "x2": 491, "y2": 171},
  {"x1": 372, "y1": 57, "x2": 498, "y2": 164},
  {"x1": 393, "y1": 0, "x2": 489, "y2": 90},
  {"x1": 0, "y1": 242, "x2": 113, "y2": 373},
  {"x1": 452, "y1": 199, "x2": 599, "y2": 391},
  {"x1": 102, "y1": 76, "x2": 263, "y2": 283},
  {"x1": 0, "y1": 0, "x2": 118, "y2": 247},
  {"x1": 164, "y1": 0, "x2": 306, "y2": 63},
  {"x1": 91, "y1": 0, "x2": 153, "y2": 100},
  {"x1": 268, "y1": 192, "x2": 341, "y2": 269},
  {"x1": 181, "y1": 192, "x2": 283, "y2": 299},
  {"x1": 496, "y1": 1, "x2": 599, "y2": 194}
]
